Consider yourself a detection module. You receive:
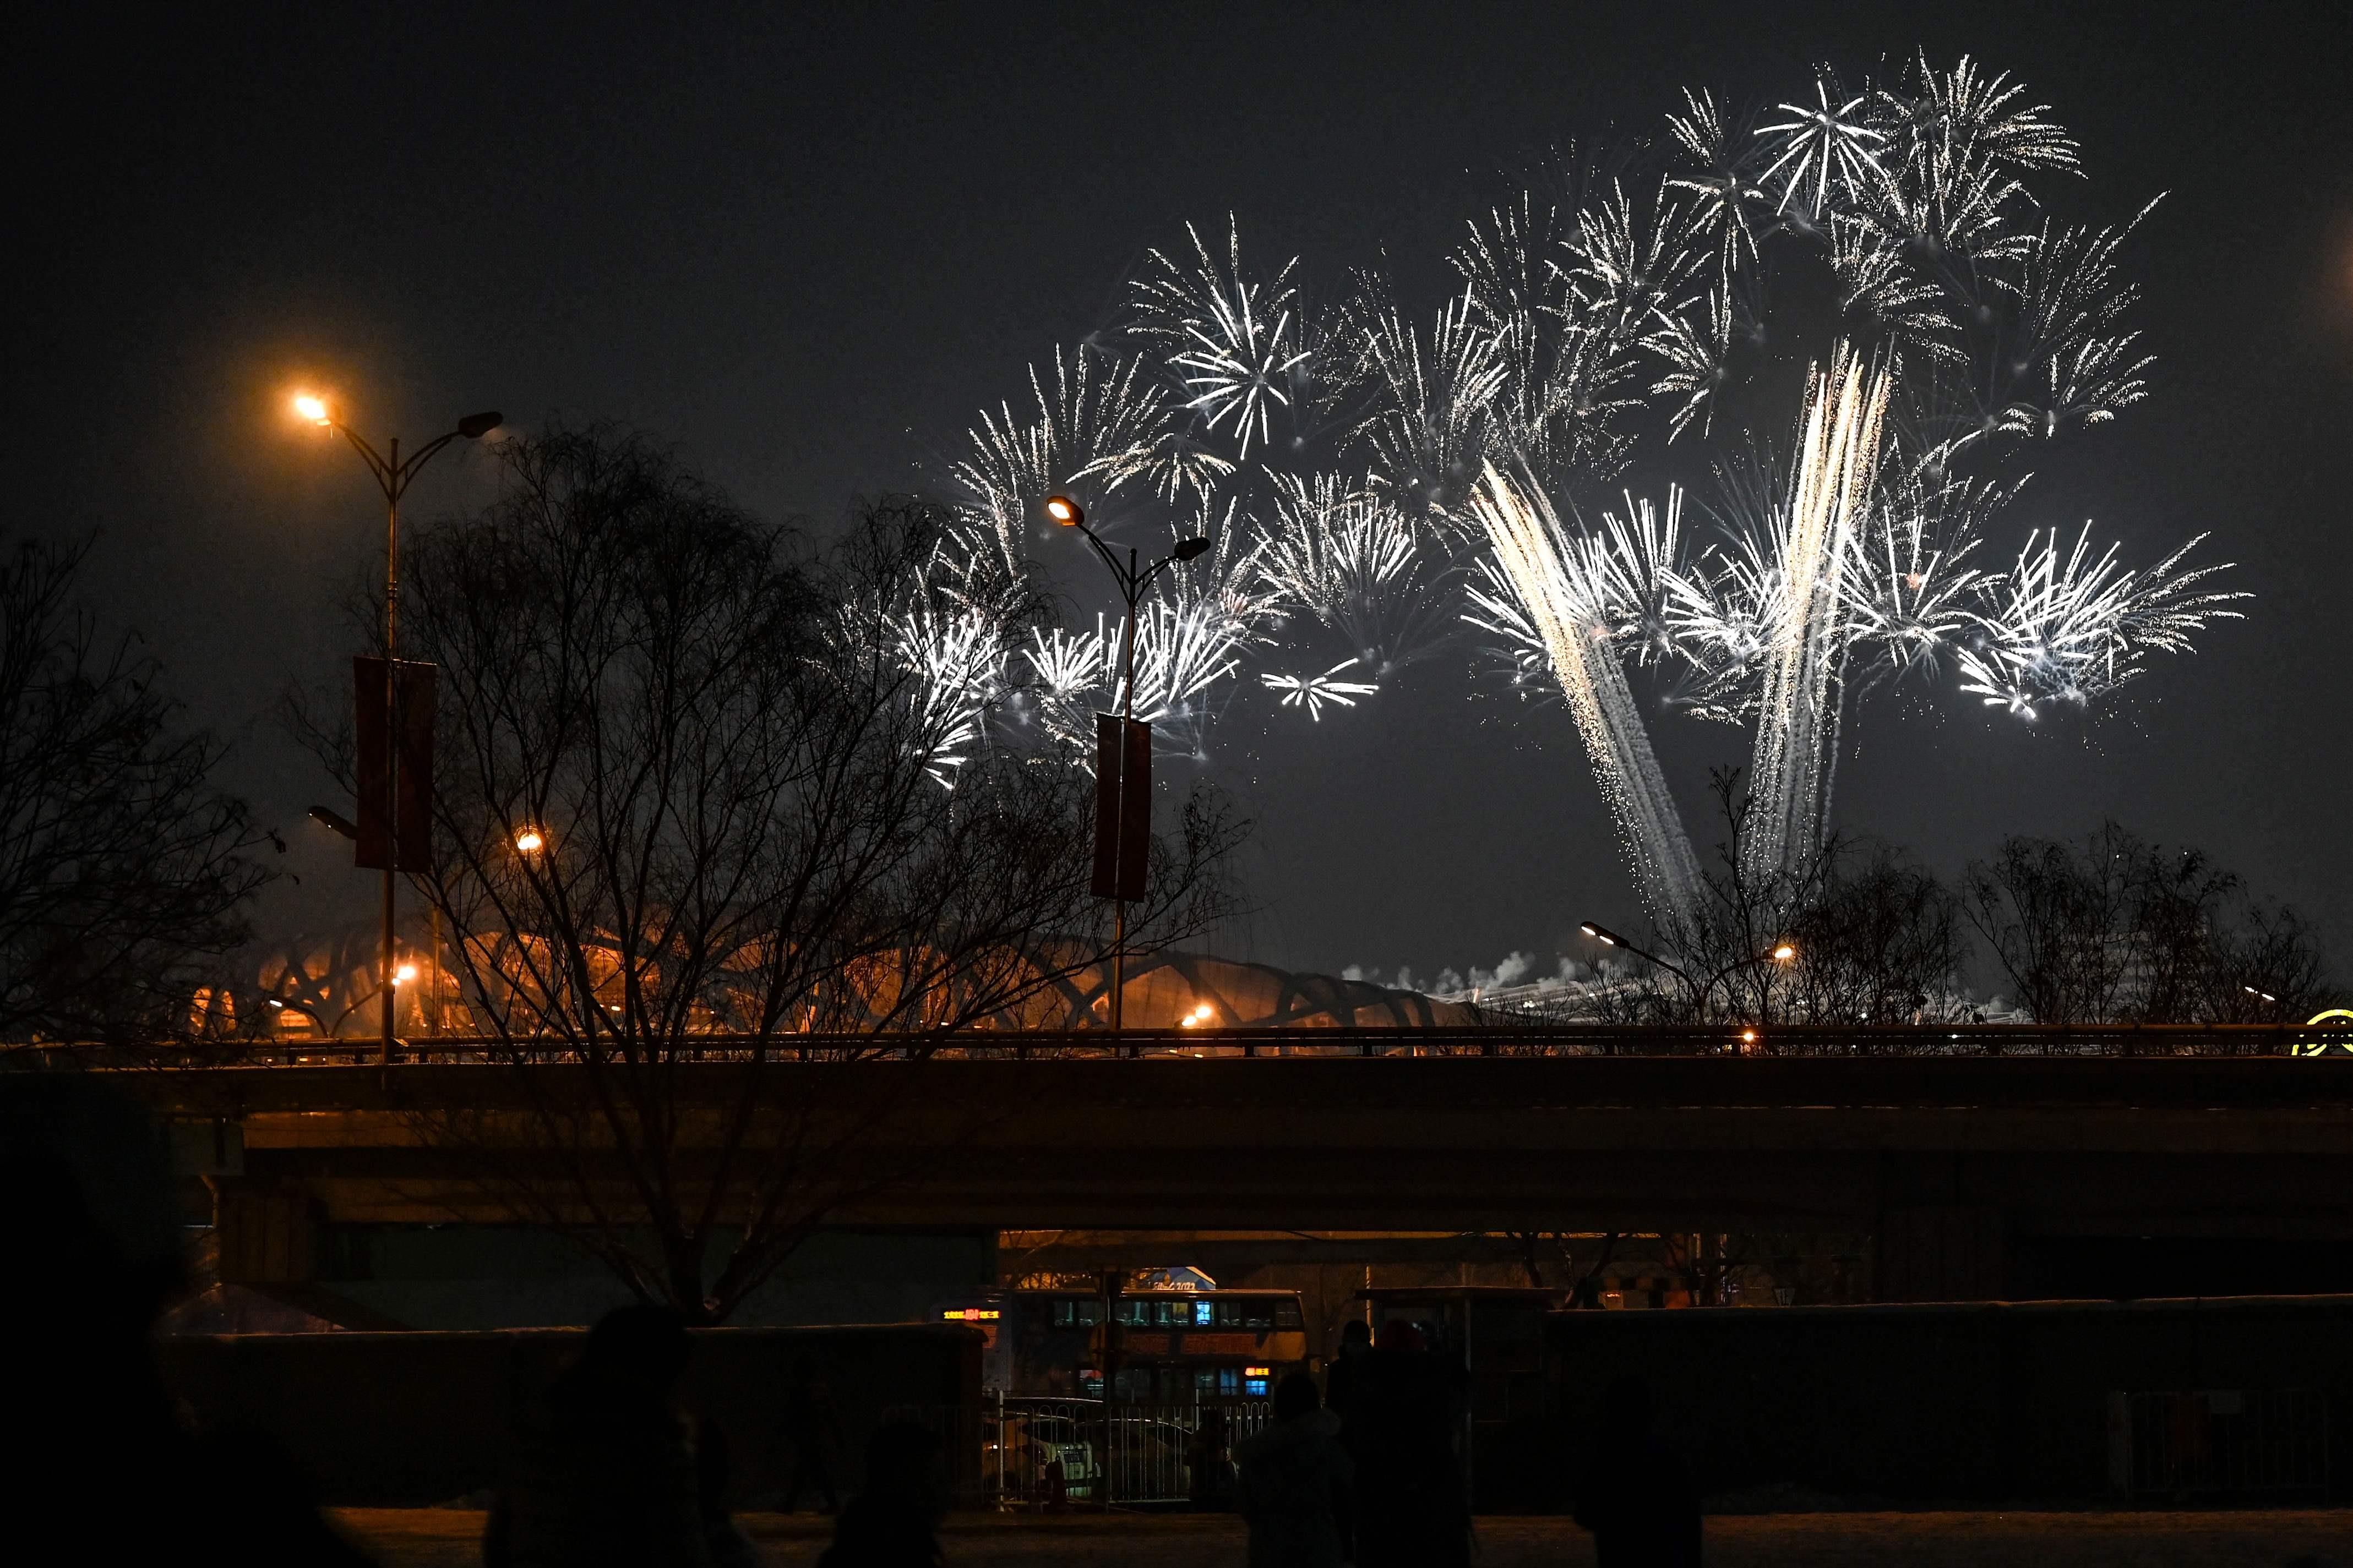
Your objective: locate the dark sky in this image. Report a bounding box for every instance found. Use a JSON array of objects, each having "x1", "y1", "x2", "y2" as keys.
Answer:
[{"x1": 13, "y1": 2, "x2": 2351, "y2": 987}]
